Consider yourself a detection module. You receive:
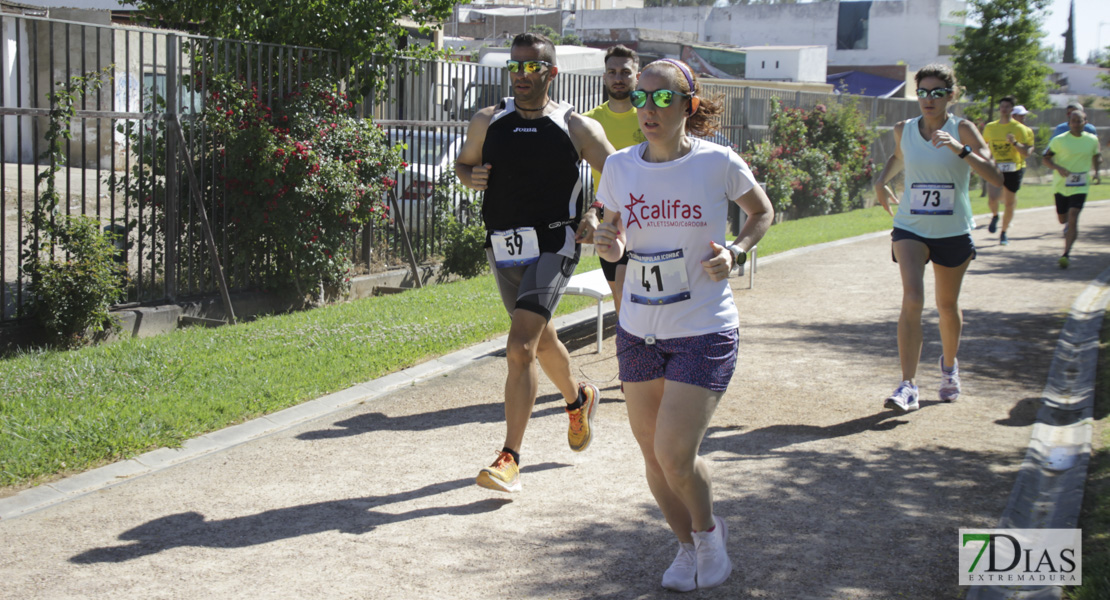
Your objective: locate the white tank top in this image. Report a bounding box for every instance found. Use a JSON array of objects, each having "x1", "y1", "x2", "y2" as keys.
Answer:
[{"x1": 894, "y1": 115, "x2": 974, "y2": 238}]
